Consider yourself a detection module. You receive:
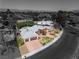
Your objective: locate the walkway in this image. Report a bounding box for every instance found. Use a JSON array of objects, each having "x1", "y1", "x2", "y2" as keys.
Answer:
[{"x1": 25, "y1": 40, "x2": 42, "y2": 52}]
